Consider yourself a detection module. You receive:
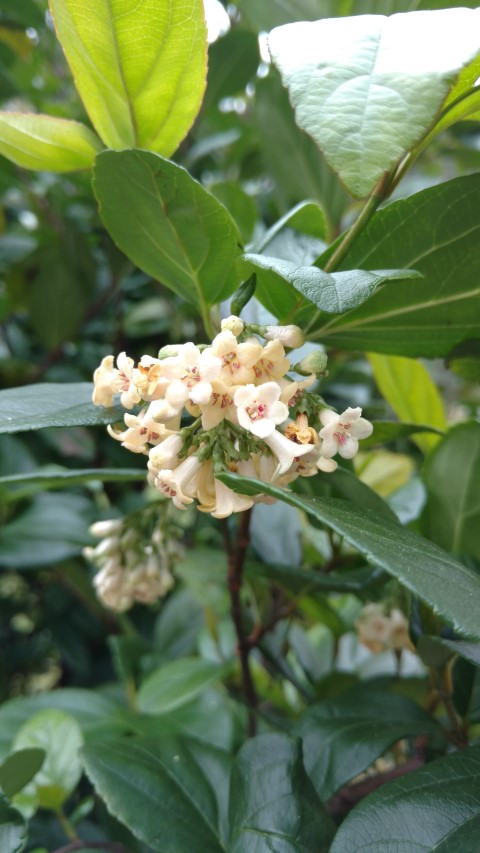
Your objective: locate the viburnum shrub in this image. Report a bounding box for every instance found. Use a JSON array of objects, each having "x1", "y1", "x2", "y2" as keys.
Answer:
[{"x1": 0, "y1": 2, "x2": 479, "y2": 852}]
